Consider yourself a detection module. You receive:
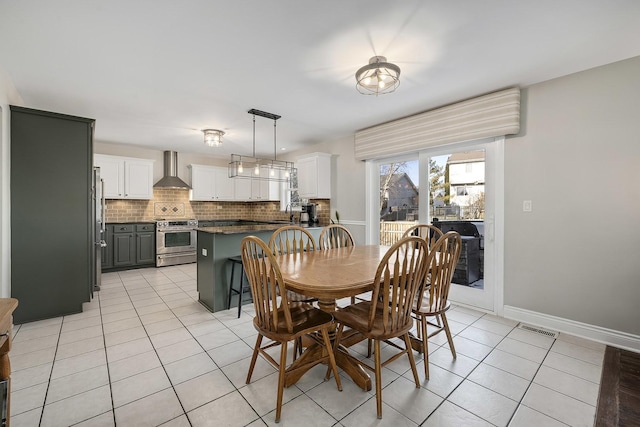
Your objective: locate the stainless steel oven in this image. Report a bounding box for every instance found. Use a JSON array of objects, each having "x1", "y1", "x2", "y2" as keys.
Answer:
[{"x1": 156, "y1": 219, "x2": 198, "y2": 267}]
